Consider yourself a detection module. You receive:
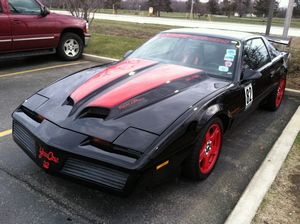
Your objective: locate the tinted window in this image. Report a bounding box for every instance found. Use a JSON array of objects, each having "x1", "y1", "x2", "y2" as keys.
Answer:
[
  {"x1": 9, "y1": 0, "x2": 41, "y2": 15},
  {"x1": 0, "y1": 2, "x2": 3, "y2": 13},
  {"x1": 243, "y1": 38, "x2": 271, "y2": 70}
]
